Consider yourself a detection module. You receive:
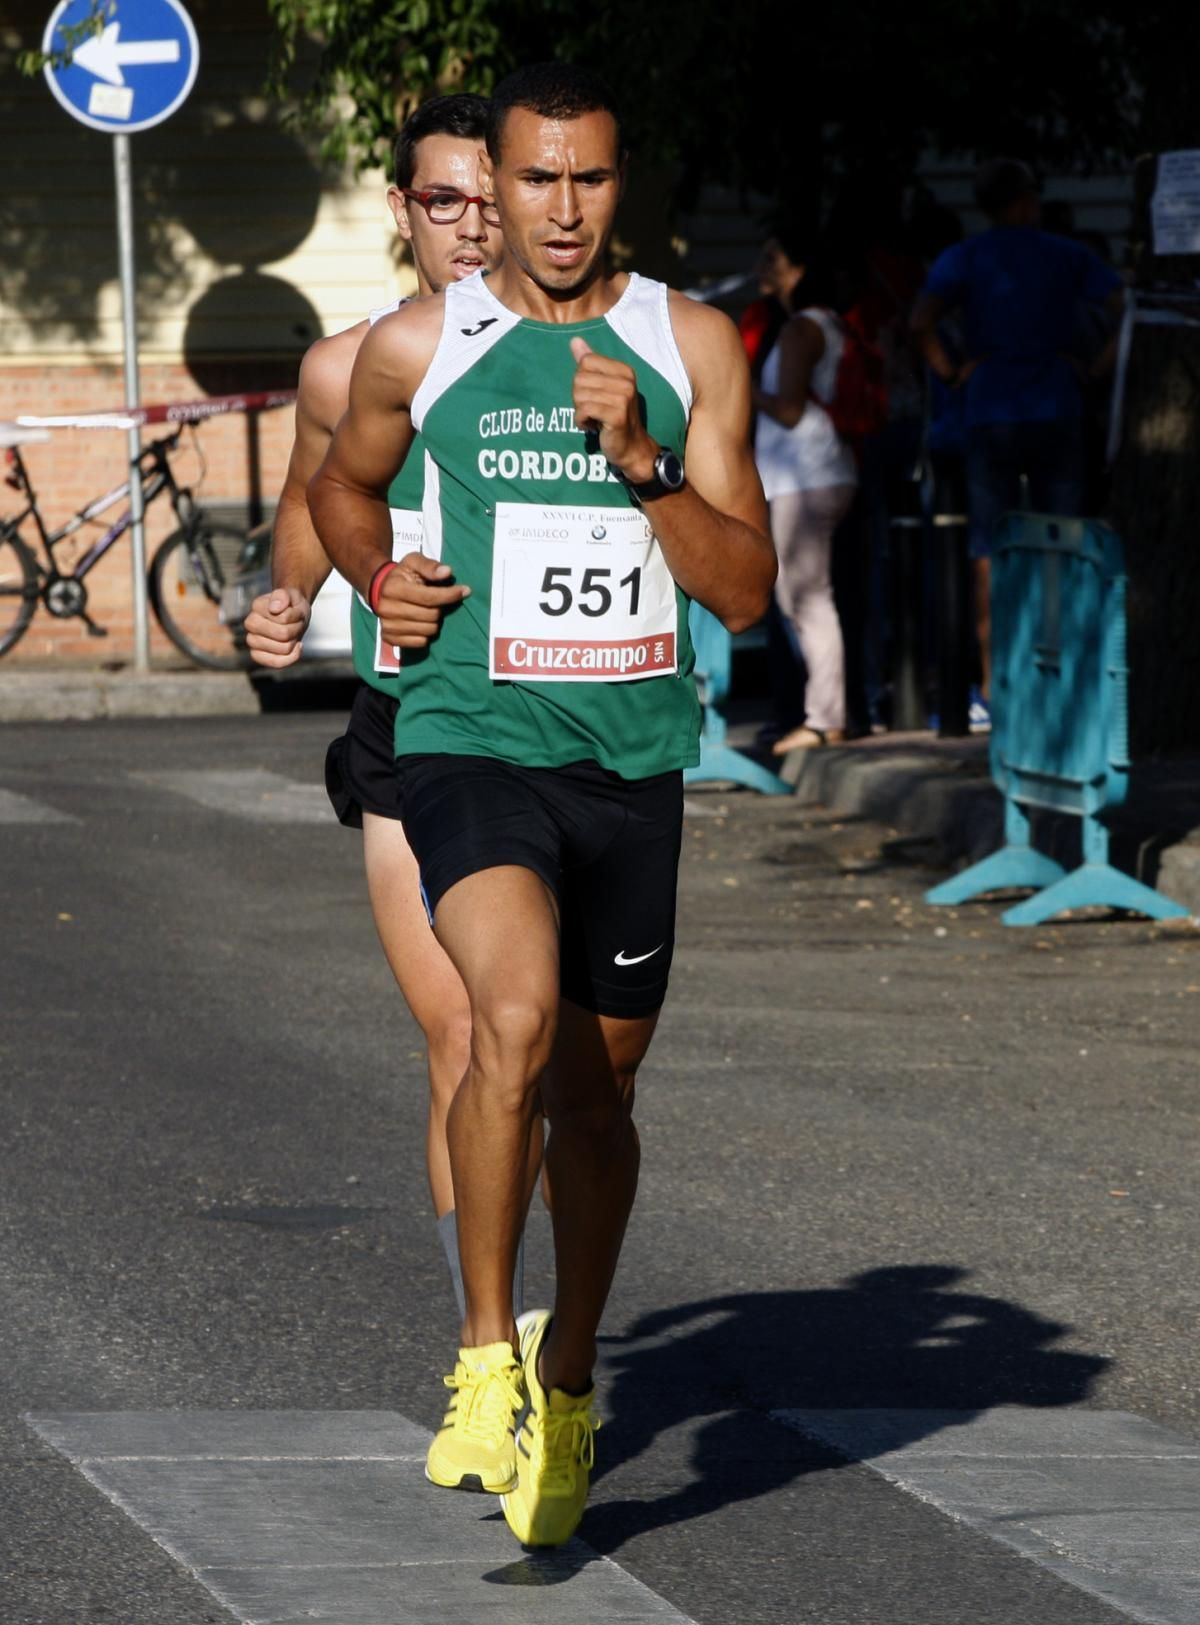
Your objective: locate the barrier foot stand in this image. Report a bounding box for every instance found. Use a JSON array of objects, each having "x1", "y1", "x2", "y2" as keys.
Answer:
[
  {"x1": 1003, "y1": 864, "x2": 1189, "y2": 926},
  {"x1": 926, "y1": 797, "x2": 1065, "y2": 906},
  {"x1": 684, "y1": 741, "x2": 792, "y2": 796},
  {"x1": 1002, "y1": 812, "x2": 1189, "y2": 925}
]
